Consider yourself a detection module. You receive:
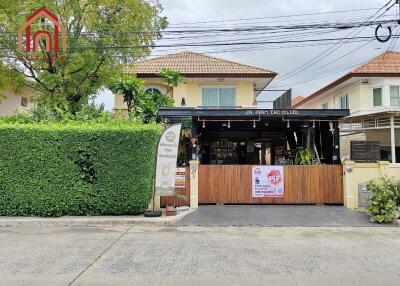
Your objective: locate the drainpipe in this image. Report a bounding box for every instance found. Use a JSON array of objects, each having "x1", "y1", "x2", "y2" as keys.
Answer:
[{"x1": 390, "y1": 116, "x2": 396, "y2": 163}]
